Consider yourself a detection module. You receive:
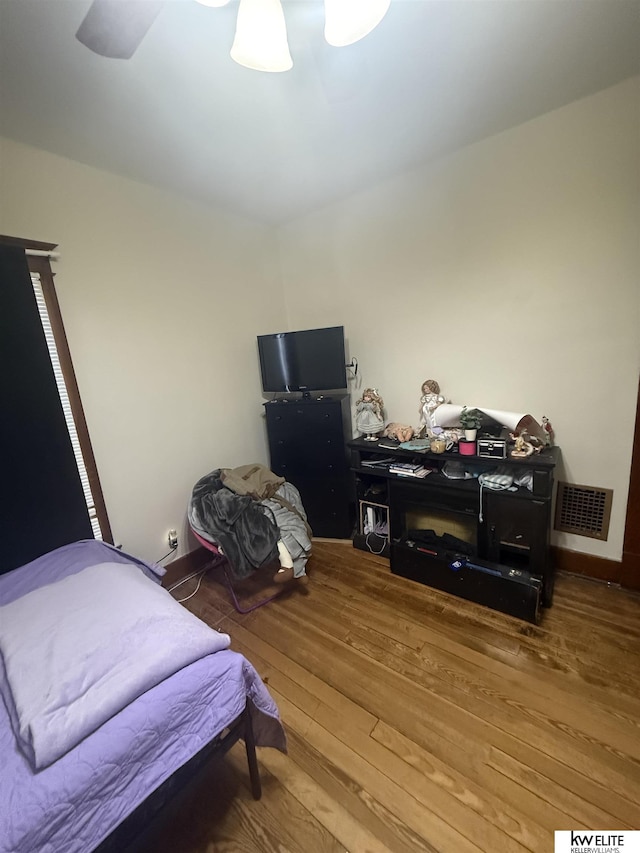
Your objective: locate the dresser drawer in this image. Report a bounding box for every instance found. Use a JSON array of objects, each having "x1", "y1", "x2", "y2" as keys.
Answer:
[
  {"x1": 290, "y1": 474, "x2": 353, "y2": 539},
  {"x1": 270, "y1": 455, "x2": 348, "y2": 480},
  {"x1": 269, "y1": 434, "x2": 346, "y2": 470},
  {"x1": 265, "y1": 404, "x2": 344, "y2": 437}
]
